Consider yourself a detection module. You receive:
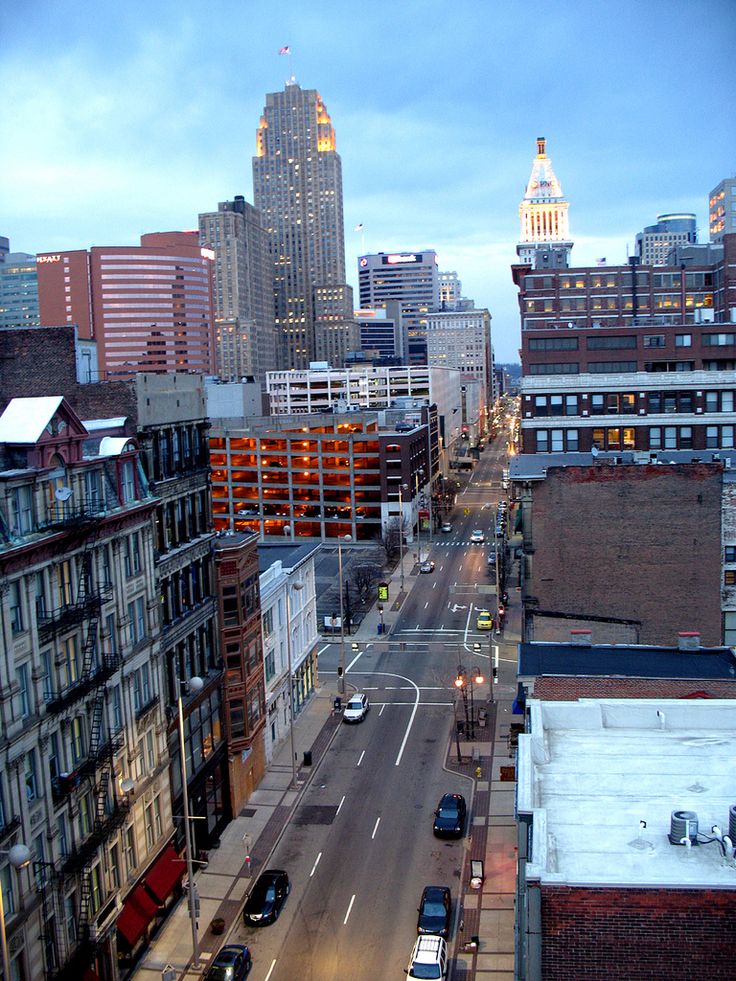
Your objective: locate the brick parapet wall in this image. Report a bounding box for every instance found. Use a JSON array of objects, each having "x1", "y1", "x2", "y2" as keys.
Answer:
[{"x1": 540, "y1": 884, "x2": 736, "y2": 980}]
